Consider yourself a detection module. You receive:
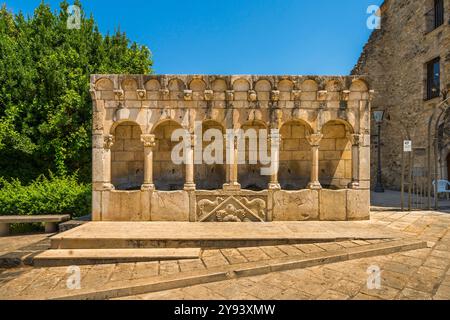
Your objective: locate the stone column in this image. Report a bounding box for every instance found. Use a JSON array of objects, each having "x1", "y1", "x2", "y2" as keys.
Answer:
[
  {"x1": 184, "y1": 134, "x2": 196, "y2": 191},
  {"x1": 102, "y1": 134, "x2": 115, "y2": 191},
  {"x1": 348, "y1": 133, "x2": 362, "y2": 189},
  {"x1": 307, "y1": 133, "x2": 323, "y2": 190},
  {"x1": 141, "y1": 134, "x2": 156, "y2": 191},
  {"x1": 268, "y1": 131, "x2": 281, "y2": 190},
  {"x1": 223, "y1": 133, "x2": 241, "y2": 190}
]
